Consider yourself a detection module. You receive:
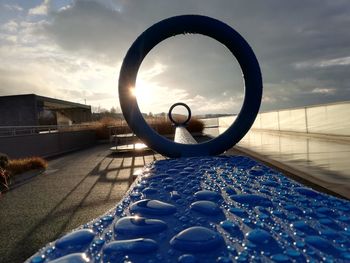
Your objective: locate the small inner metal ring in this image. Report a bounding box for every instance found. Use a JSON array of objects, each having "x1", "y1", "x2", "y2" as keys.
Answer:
[{"x1": 168, "y1": 102, "x2": 192, "y2": 126}]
